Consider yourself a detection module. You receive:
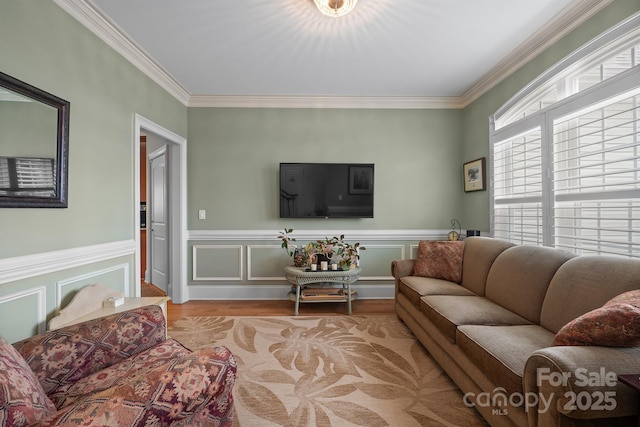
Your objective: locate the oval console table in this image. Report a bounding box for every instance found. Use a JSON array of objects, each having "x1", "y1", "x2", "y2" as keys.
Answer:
[{"x1": 284, "y1": 266, "x2": 361, "y2": 315}]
